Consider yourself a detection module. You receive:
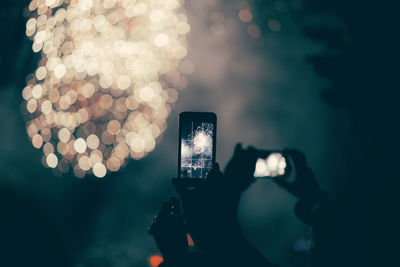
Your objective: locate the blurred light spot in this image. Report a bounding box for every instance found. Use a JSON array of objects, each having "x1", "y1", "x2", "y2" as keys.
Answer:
[
  {"x1": 93, "y1": 162, "x2": 106, "y2": 178},
  {"x1": 26, "y1": 18, "x2": 36, "y2": 30},
  {"x1": 176, "y1": 21, "x2": 190, "y2": 35},
  {"x1": 41, "y1": 100, "x2": 52, "y2": 114},
  {"x1": 80, "y1": 0, "x2": 94, "y2": 11},
  {"x1": 46, "y1": 153, "x2": 58, "y2": 168},
  {"x1": 107, "y1": 120, "x2": 121, "y2": 135},
  {"x1": 36, "y1": 66, "x2": 47, "y2": 80},
  {"x1": 179, "y1": 60, "x2": 195, "y2": 75},
  {"x1": 174, "y1": 46, "x2": 187, "y2": 59},
  {"x1": 45, "y1": 0, "x2": 56, "y2": 6},
  {"x1": 86, "y1": 134, "x2": 100, "y2": 149},
  {"x1": 90, "y1": 151, "x2": 103, "y2": 166},
  {"x1": 103, "y1": 0, "x2": 117, "y2": 9},
  {"x1": 79, "y1": 156, "x2": 91, "y2": 171},
  {"x1": 58, "y1": 128, "x2": 70, "y2": 143},
  {"x1": 74, "y1": 138, "x2": 87, "y2": 153},
  {"x1": 187, "y1": 233, "x2": 195, "y2": 246},
  {"x1": 27, "y1": 99, "x2": 37, "y2": 113},
  {"x1": 239, "y1": 9, "x2": 253, "y2": 23},
  {"x1": 34, "y1": 30, "x2": 46, "y2": 43},
  {"x1": 125, "y1": 96, "x2": 139, "y2": 110},
  {"x1": 73, "y1": 165, "x2": 86, "y2": 178},
  {"x1": 106, "y1": 156, "x2": 120, "y2": 172},
  {"x1": 154, "y1": 33, "x2": 170, "y2": 47},
  {"x1": 149, "y1": 255, "x2": 163, "y2": 267},
  {"x1": 149, "y1": 9, "x2": 164, "y2": 22},
  {"x1": 210, "y1": 22, "x2": 225, "y2": 36},
  {"x1": 117, "y1": 75, "x2": 131, "y2": 90},
  {"x1": 139, "y1": 87, "x2": 154, "y2": 102},
  {"x1": 166, "y1": 88, "x2": 179, "y2": 103},
  {"x1": 247, "y1": 25, "x2": 261, "y2": 38},
  {"x1": 43, "y1": 142, "x2": 54, "y2": 155},
  {"x1": 23, "y1": 0, "x2": 190, "y2": 178},
  {"x1": 32, "y1": 134, "x2": 43, "y2": 148},
  {"x1": 268, "y1": 19, "x2": 282, "y2": 32},
  {"x1": 22, "y1": 86, "x2": 32, "y2": 100},
  {"x1": 31, "y1": 85, "x2": 43, "y2": 99}
]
